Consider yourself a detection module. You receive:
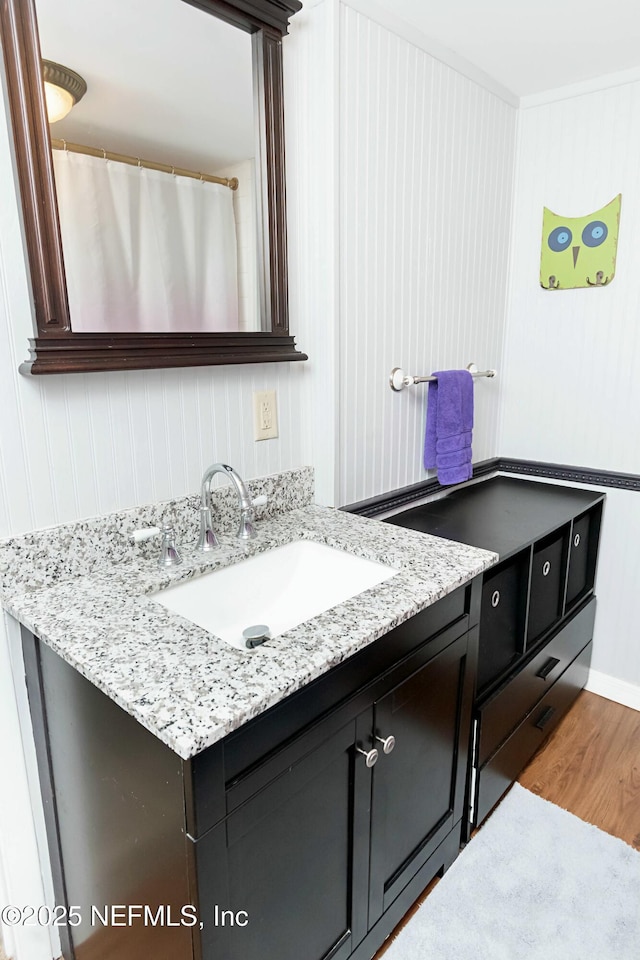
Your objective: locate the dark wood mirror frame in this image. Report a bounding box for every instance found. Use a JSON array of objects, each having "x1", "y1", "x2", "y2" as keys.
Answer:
[{"x1": 0, "y1": 0, "x2": 306, "y2": 374}]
